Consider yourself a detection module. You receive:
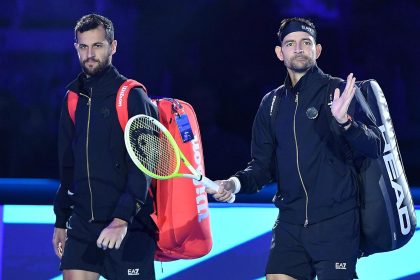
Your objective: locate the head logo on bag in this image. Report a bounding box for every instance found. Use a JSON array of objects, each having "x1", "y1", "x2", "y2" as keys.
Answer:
[{"x1": 331, "y1": 79, "x2": 416, "y2": 256}]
